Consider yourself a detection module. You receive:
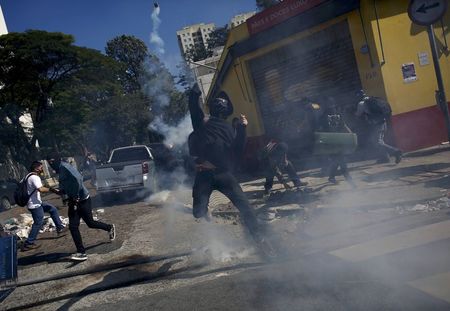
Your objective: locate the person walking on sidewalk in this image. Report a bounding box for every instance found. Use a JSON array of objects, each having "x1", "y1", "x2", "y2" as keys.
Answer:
[
  {"x1": 46, "y1": 153, "x2": 116, "y2": 261},
  {"x1": 21, "y1": 161, "x2": 67, "y2": 251},
  {"x1": 259, "y1": 140, "x2": 307, "y2": 196},
  {"x1": 355, "y1": 90, "x2": 402, "y2": 164},
  {"x1": 187, "y1": 84, "x2": 276, "y2": 257}
]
